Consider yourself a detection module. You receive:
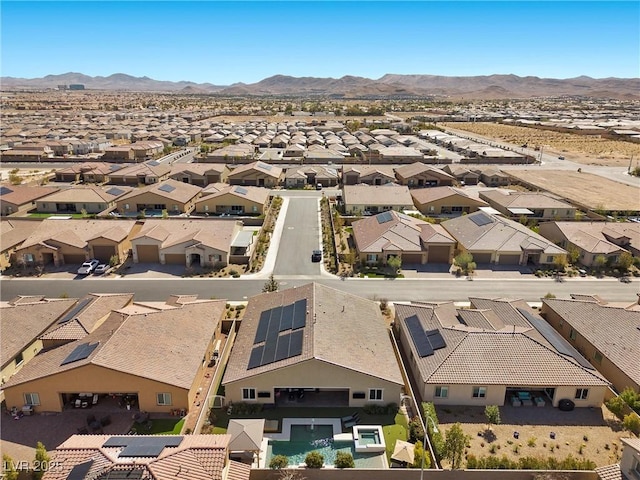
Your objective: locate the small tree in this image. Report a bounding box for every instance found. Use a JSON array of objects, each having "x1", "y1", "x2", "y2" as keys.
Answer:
[
  {"x1": 567, "y1": 245, "x2": 581, "y2": 265},
  {"x1": 161, "y1": 209, "x2": 169, "y2": 219},
  {"x1": 454, "y1": 252, "x2": 475, "y2": 275},
  {"x1": 334, "y1": 451, "x2": 355, "y2": 468},
  {"x1": 485, "y1": 405, "x2": 501, "y2": 430},
  {"x1": 109, "y1": 254, "x2": 119, "y2": 267},
  {"x1": 2, "y1": 453, "x2": 19, "y2": 480},
  {"x1": 387, "y1": 255, "x2": 402, "y2": 274},
  {"x1": 304, "y1": 451, "x2": 324, "y2": 468},
  {"x1": 269, "y1": 454, "x2": 289, "y2": 469},
  {"x1": 443, "y1": 423, "x2": 470, "y2": 470},
  {"x1": 262, "y1": 274, "x2": 279, "y2": 293},
  {"x1": 412, "y1": 440, "x2": 431, "y2": 469},
  {"x1": 620, "y1": 387, "x2": 640, "y2": 412},
  {"x1": 617, "y1": 252, "x2": 633, "y2": 272},
  {"x1": 594, "y1": 255, "x2": 607, "y2": 271},
  {"x1": 33, "y1": 442, "x2": 50, "y2": 480},
  {"x1": 623, "y1": 413, "x2": 640, "y2": 436}
]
